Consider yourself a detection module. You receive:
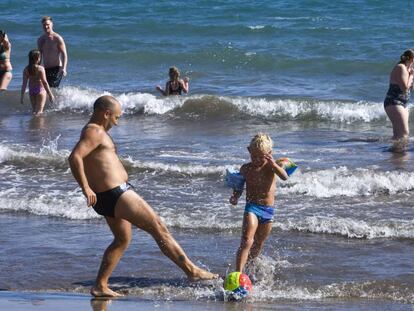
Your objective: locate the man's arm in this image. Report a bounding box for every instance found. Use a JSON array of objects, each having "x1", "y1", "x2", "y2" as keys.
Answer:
[
  {"x1": 37, "y1": 36, "x2": 43, "y2": 59},
  {"x1": 57, "y1": 35, "x2": 67, "y2": 76},
  {"x1": 68, "y1": 126, "x2": 102, "y2": 206}
]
